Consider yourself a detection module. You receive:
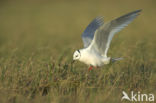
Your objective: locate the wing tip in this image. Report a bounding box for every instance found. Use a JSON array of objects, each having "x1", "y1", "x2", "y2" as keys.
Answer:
[
  {"x1": 117, "y1": 9, "x2": 142, "y2": 21},
  {"x1": 135, "y1": 9, "x2": 142, "y2": 13},
  {"x1": 130, "y1": 9, "x2": 142, "y2": 16},
  {"x1": 95, "y1": 16, "x2": 104, "y2": 25},
  {"x1": 134, "y1": 9, "x2": 142, "y2": 15}
]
